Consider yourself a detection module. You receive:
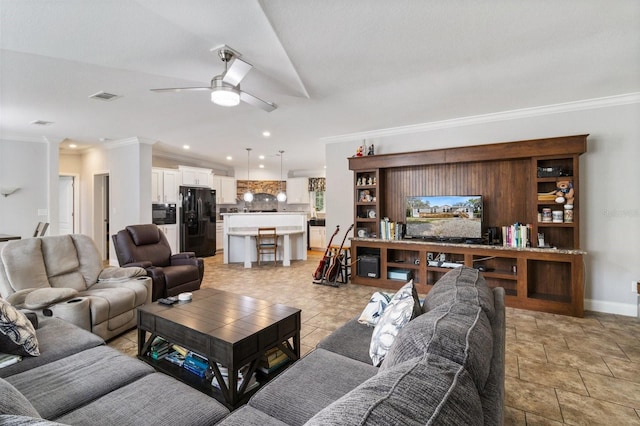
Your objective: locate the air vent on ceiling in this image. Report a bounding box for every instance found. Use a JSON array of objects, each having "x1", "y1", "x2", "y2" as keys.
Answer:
[
  {"x1": 89, "y1": 91, "x2": 121, "y2": 101},
  {"x1": 30, "y1": 120, "x2": 54, "y2": 126}
]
